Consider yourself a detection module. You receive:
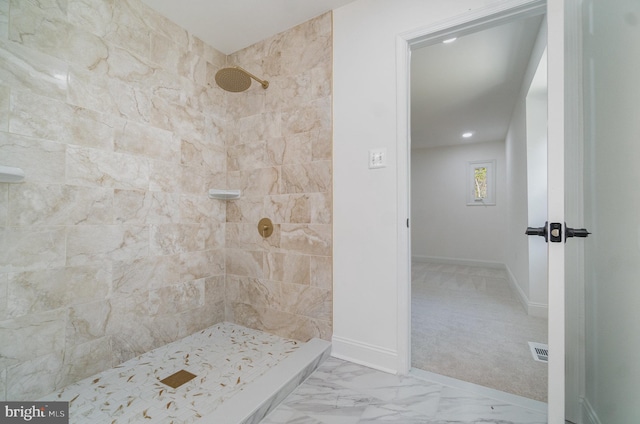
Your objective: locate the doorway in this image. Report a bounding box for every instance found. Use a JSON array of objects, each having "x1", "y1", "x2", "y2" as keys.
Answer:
[{"x1": 407, "y1": 8, "x2": 548, "y2": 402}]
